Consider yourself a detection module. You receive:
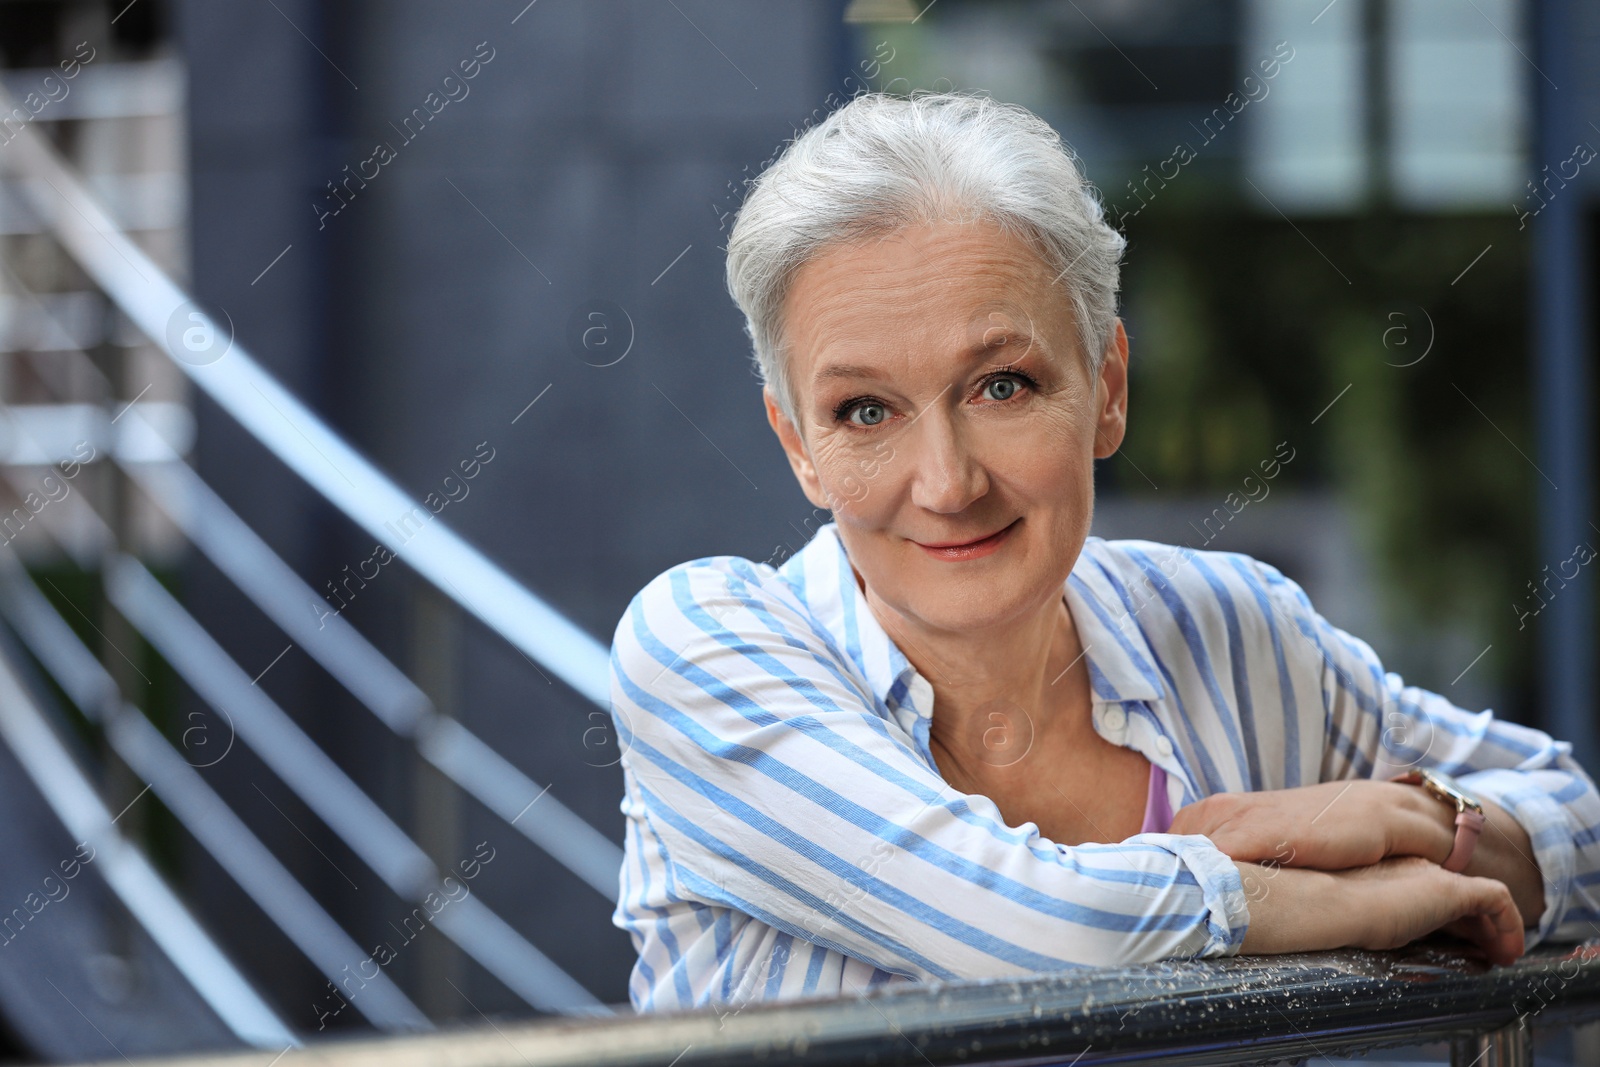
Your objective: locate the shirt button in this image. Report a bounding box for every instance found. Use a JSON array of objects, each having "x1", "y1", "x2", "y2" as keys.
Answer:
[
  {"x1": 1155, "y1": 735, "x2": 1174, "y2": 757},
  {"x1": 1101, "y1": 705, "x2": 1127, "y2": 733}
]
